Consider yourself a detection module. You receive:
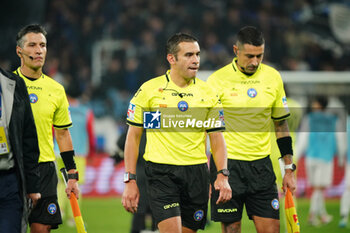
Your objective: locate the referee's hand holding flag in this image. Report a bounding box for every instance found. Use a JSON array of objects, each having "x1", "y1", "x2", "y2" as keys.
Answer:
[
  {"x1": 61, "y1": 168, "x2": 87, "y2": 233},
  {"x1": 285, "y1": 188, "x2": 300, "y2": 233},
  {"x1": 279, "y1": 158, "x2": 300, "y2": 233}
]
